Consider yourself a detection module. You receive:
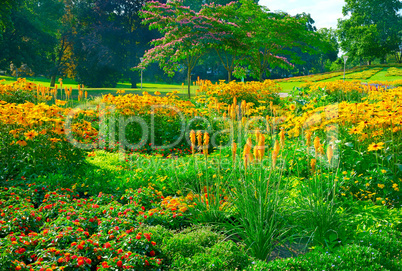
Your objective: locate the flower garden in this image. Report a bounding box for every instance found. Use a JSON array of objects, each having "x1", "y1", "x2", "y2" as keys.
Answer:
[{"x1": 1, "y1": 75, "x2": 402, "y2": 270}]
